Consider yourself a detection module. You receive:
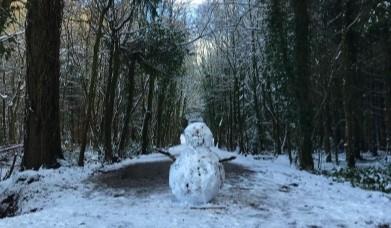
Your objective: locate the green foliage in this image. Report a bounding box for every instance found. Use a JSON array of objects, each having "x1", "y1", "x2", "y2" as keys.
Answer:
[
  {"x1": 330, "y1": 166, "x2": 391, "y2": 193},
  {"x1": 263, "y1": 0, "x2": 293, "y2": 108},
  {"x1": 143, "y1": 22, "x2": 187, "y2": 78}
]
